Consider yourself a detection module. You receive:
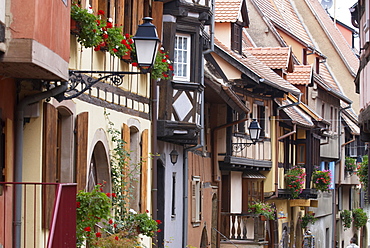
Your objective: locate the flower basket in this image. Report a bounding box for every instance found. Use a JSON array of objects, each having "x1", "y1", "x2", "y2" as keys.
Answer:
[
  {"x1": 357, "y1": 155, "x2": 368, "y2": 189},
  {"x1": 345, "y1": 156, "x2": 357, "y2": 174},
  {"x1": 301, "y1": 212, "x2": 317, "y2": 229},
  {"x1": 285, "y1": 166, "x2": 306, "y2": 199},
  {"x1": 352, "y1": 208, "x2": 368, "y2": 229},
  {"x1": 248, "y1": 201, "x2": 275, "y2": 220},
  {"x1": 312, "y1": 169, "x2": 331, "y2": 192},
  {"x1": 340, "y1": 209, "x2": 352, "y2": 230}
]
